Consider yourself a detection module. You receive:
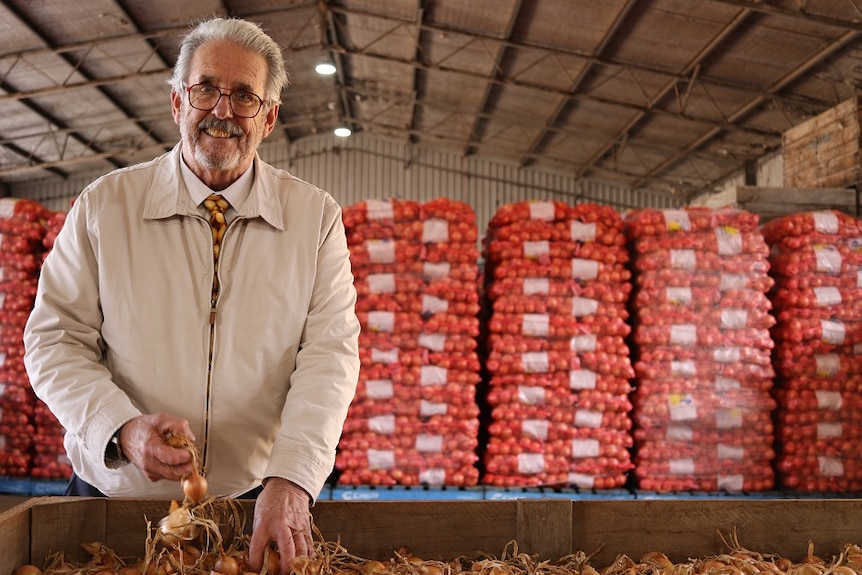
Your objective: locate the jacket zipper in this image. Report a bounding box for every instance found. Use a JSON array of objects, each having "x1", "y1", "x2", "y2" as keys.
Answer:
[{"x1": 201, "y1": 219, "x2": 224, "y2": 472}]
